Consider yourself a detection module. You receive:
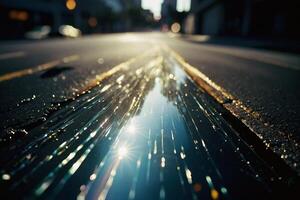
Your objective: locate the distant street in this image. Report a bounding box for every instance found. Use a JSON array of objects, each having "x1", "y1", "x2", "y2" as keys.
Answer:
[{"x1": 0, "y1": 33, "x2": 299, "y2": 199}]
